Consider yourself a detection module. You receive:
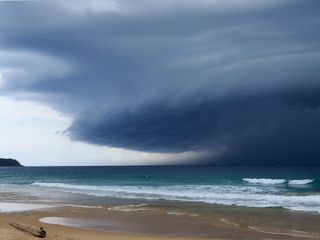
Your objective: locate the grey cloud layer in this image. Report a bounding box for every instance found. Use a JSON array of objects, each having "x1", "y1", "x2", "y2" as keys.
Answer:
[{"x1": 1, "y1": 0, "x2": 320, "y2": 164}]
